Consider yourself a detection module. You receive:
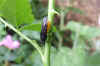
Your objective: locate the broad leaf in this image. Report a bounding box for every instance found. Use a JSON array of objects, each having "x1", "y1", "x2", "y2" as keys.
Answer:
[
  {"x1": 20, "y1": 24, "x2": 41, "y2": 32},
  {"x1": 0, "y1": 0, "x2": 7, "y2": 9},
  {"x1": 20, "y1": 23, "x2": 57, "y2": 32},
  {"x1": 66, "y1": 21, "x2": 100, "y2": 39},
  {"x1": 30, "y1": 46, "x2": 87, "y2": 66},
  {"x1": 22, "y1": 30, "x2": 40, "y2": 40},
  {"x1": 0, "y1": 0, "x2": 34, "y2": 27},
  {"x1": 86, "y1": 52, "x2": 100, "y2": 66}
]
